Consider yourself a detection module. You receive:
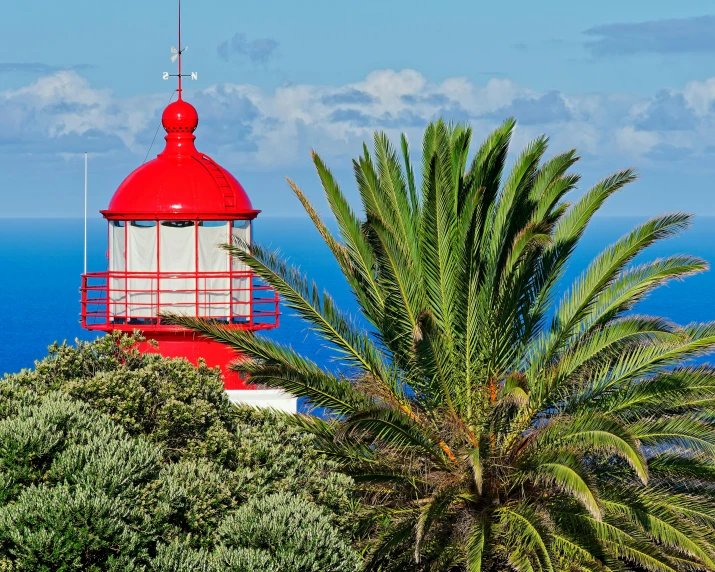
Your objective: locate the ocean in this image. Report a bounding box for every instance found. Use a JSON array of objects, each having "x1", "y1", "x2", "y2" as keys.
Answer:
[{"x1": 1, "y1": 216, "x2": 714, "y2": 377}]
